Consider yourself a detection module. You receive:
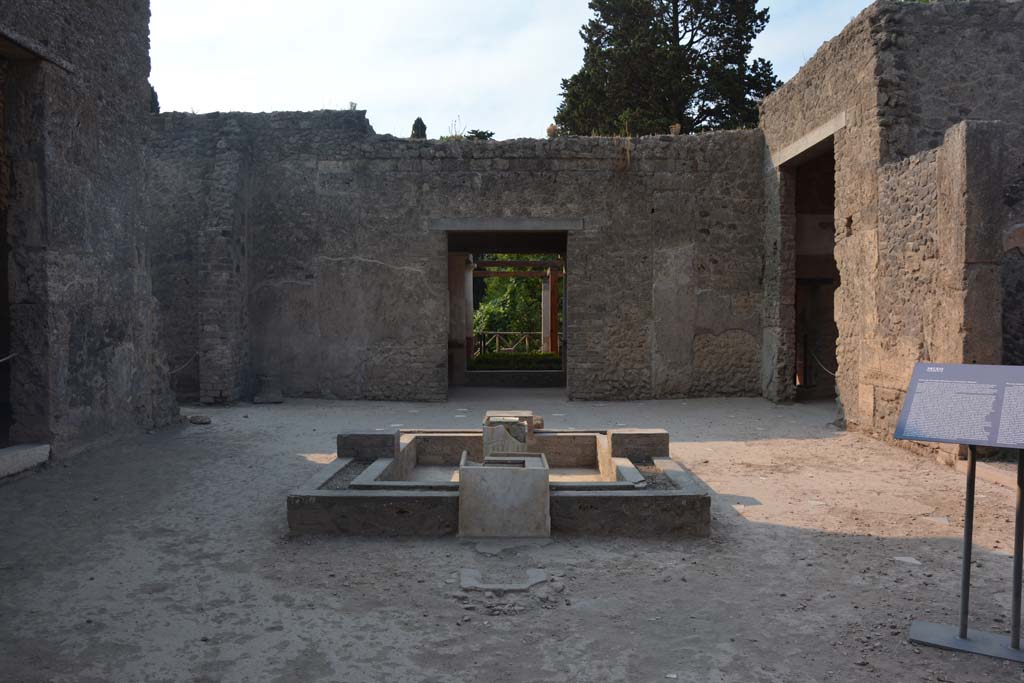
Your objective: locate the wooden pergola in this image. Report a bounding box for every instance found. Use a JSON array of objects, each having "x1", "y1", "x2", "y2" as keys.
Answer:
[{"x1": 474, "y1": 259, "x2": 564, "y2": 354}]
